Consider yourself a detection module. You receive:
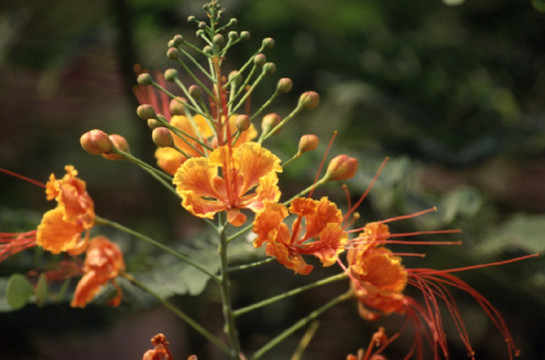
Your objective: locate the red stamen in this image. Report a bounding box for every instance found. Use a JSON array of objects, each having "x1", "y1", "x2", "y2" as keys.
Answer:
[
  {"x1": 343, "y1": 157, "x2": 389, "y2": 224},
  {"x1": 0, "y1": 168, "x2": 45, "y2": 188}
]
